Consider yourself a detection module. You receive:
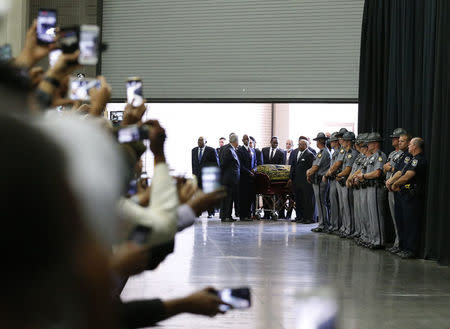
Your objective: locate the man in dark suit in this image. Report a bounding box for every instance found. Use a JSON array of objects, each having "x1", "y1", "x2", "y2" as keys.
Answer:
[
  {"x1": 249, "y1": 136, "x2": 263, "y2": 165},
  {"x1": 287, "y1": 138, "x2": 316, "y2": 223},
  {"x1": 262, "y1": 137, "x2": 286, "y2": 165},
  {"x1": 237, "y1": 134, "x2": 257, "y2": 221},
  {"x1": 192, "y1": 136, "x2": 219, "y2": 217},
  {"x1": 219, "y1": 133, "x2": 240, "y2": 222},
  {"x1": 216, "y1": 137, "x2": 226, "y2": 162}
]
